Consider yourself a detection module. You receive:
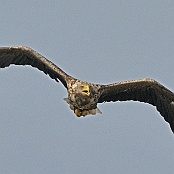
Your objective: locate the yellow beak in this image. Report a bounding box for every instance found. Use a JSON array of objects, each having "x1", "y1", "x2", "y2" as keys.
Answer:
[{"x1": 82, "y1": 85, "x2": 90, "y2": 96}]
